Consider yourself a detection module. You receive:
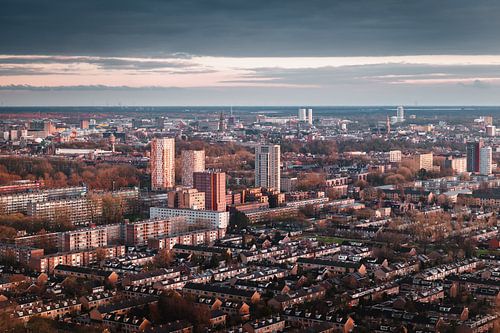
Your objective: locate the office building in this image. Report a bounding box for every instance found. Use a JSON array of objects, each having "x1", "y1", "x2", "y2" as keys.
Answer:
[
  {"x1": 80, "y1": 119, "x2": 89, "y2": 129},
  {"x1": 483, "y1": 116, "x2": 493, "y2": 126},
  {"x1": 255, "y1": 144, "x2": 281, "y2": 191},
  {"x1": 150, "y1": 137, "x2": 175, "y2": 190},
  {"x1": 467, "y1": 140, "x2": 484, "y2": 173},
  {"x1": 181, "y1": 150, "x2": 205, "y2": 187},
  {"x1": 397, "y1": 106, "x2": 405, "y2": 122},
  {"x1": 479, "y1": 147, "x2": 493, "y2": 175},
  {"x1": 168, "y1": 187, "x2": 206, "y2": 210},
  {"x1": 486, "y1": 125, "x2": 496, "y2": 137},
  {"x1": 414, "y1": 152, "x2": 433, "y2": 171},
  {"x1": 150, "y1": 207, "x2": 229, "y2": 230},
  {"x1": 307, "y1": 108, "x2": 313, "y2": 125},
  {"x1": 389, "y1": 150, "x2": 402, "y2": 163},
  {"x1": 280, "y1": 176, "x2": 298, "y2": 192},
  {"x1": 193, "y1": 171, "x2": 226, "y2": 211},
  {"x1": 298, "y1": 108, "x2": 306, "y2": 122},
  {"x1": 444, "y1": 156, "x2": 467, "y2": 174}
]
